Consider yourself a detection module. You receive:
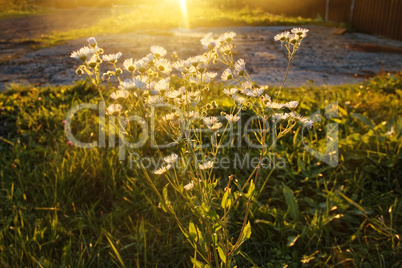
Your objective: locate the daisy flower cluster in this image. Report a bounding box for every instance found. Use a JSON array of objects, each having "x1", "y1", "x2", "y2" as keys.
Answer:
[
  {"x1": 274, "y1": 27, "x2": 309, "y2": 61},
  {"x1": 70, "y1": 29, "x2": 313, "y2": 267}
]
